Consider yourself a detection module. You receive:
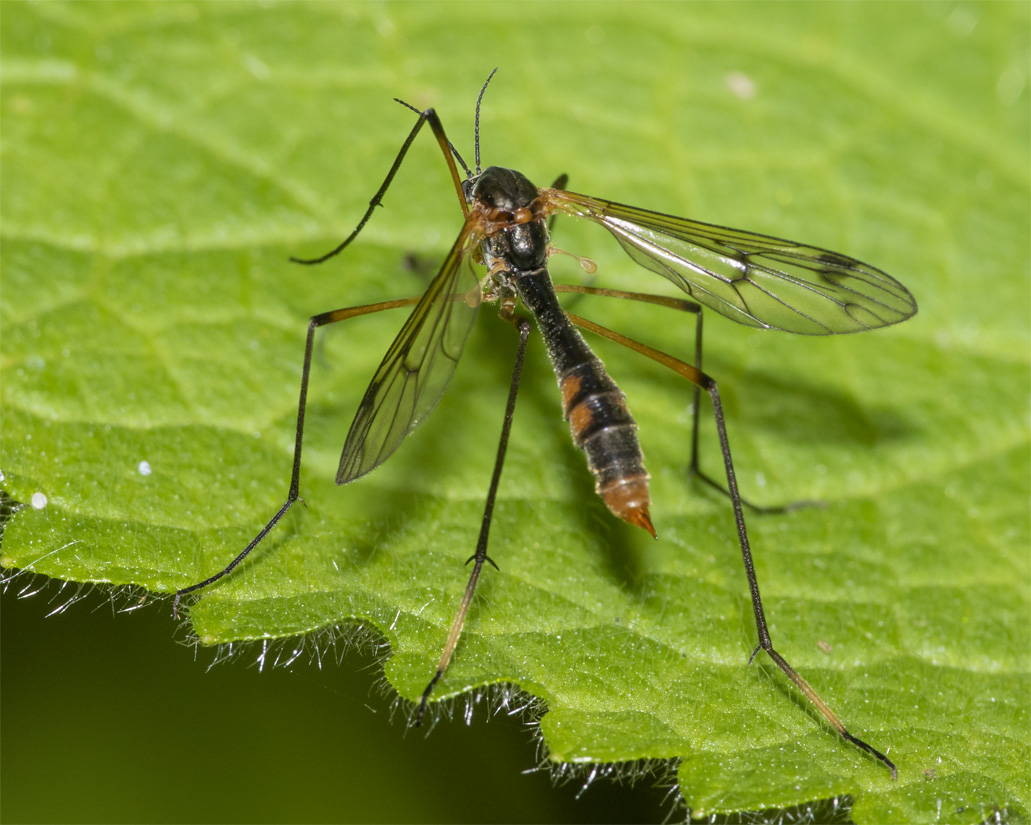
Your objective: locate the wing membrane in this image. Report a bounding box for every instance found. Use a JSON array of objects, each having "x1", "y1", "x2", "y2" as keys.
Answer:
[
  {"x1": 337, "y1": 224, "x2": 482, "y2": 484},
  {"x1": 549, "y1": 190, "x2": 917, "y2": 335}
]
